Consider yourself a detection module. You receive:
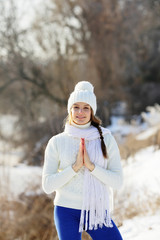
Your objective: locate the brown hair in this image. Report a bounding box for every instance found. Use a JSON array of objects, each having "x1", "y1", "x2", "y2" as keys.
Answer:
[
  {"x1": 64, "y1": 109, "x2": 108, "y2": 159},
  {"x1": 90, "y1": 110, "x2": 107, "y2": 158}
]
